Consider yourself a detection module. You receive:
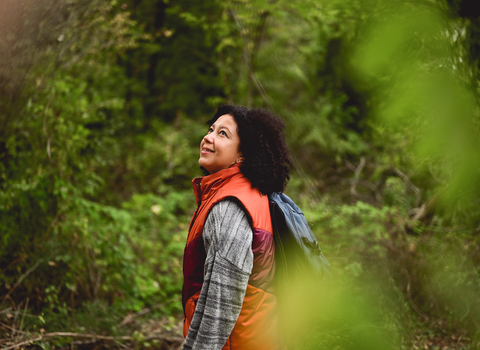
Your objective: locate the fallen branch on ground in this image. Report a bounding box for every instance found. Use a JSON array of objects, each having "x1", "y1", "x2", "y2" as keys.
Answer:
[{"x1": 0, "y1": 331, "x2": 184, "y2": 350}]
